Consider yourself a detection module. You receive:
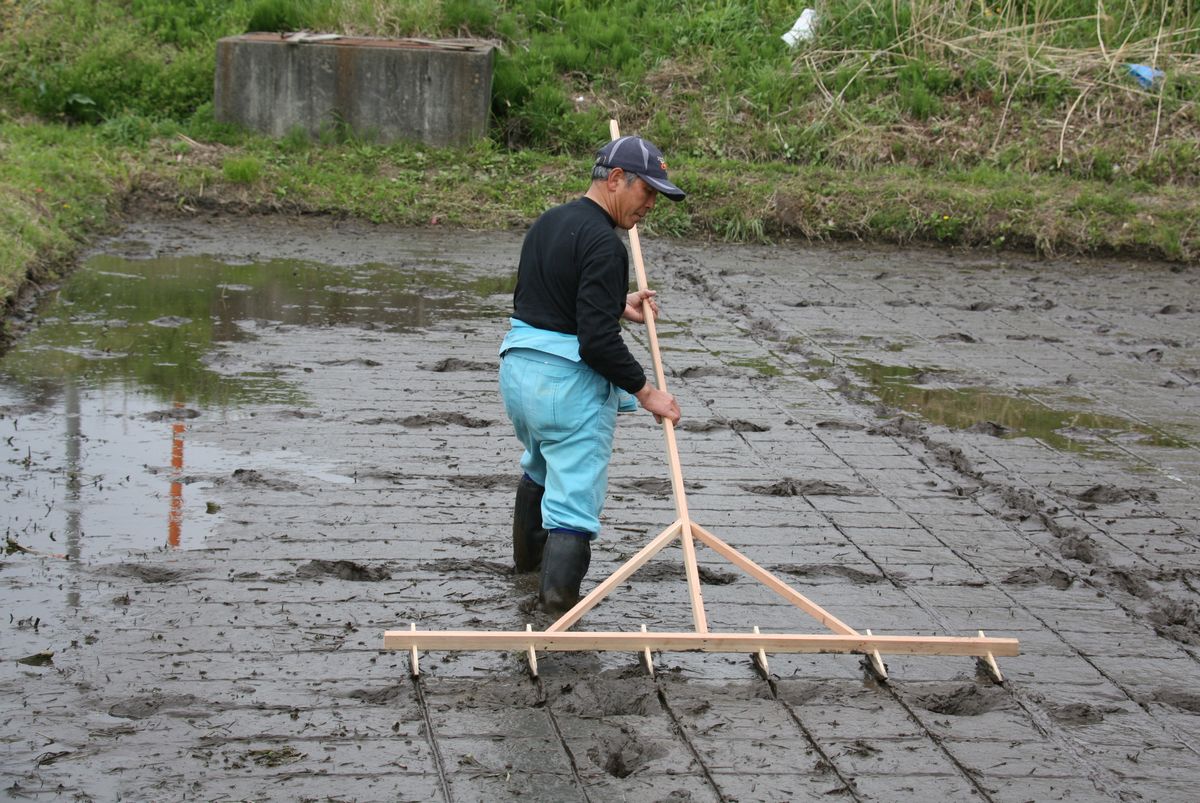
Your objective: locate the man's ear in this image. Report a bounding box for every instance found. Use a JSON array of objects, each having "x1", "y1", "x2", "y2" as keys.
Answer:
[{"x1": 606, "y1": 167, "x2": 626, "y2": 191}]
